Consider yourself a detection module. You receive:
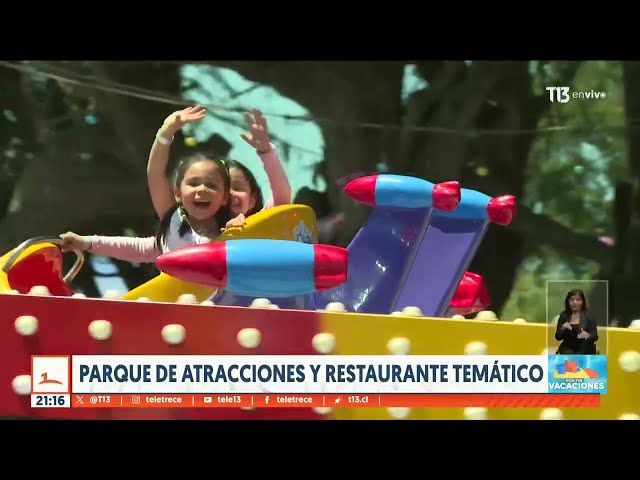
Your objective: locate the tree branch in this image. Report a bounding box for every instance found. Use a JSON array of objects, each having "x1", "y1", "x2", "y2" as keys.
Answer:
[
  {"x1": 158, "y1": 60, "x2": 365, "y2": 117},
  {"x1": 511, "y1": 206, "x2": 613, "y2": 265},
  {"x1": 397, "y1": 61, "x2": 465, "y2": 168},
  {"x1": 85, "y1": 62, "x2": 149, "y2": 175}
]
